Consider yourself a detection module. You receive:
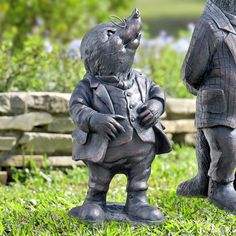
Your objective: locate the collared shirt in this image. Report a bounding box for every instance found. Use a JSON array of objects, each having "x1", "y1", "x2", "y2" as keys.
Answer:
[{"x1": 96, "y1": 70, "x2": 135, "y2": 90}]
